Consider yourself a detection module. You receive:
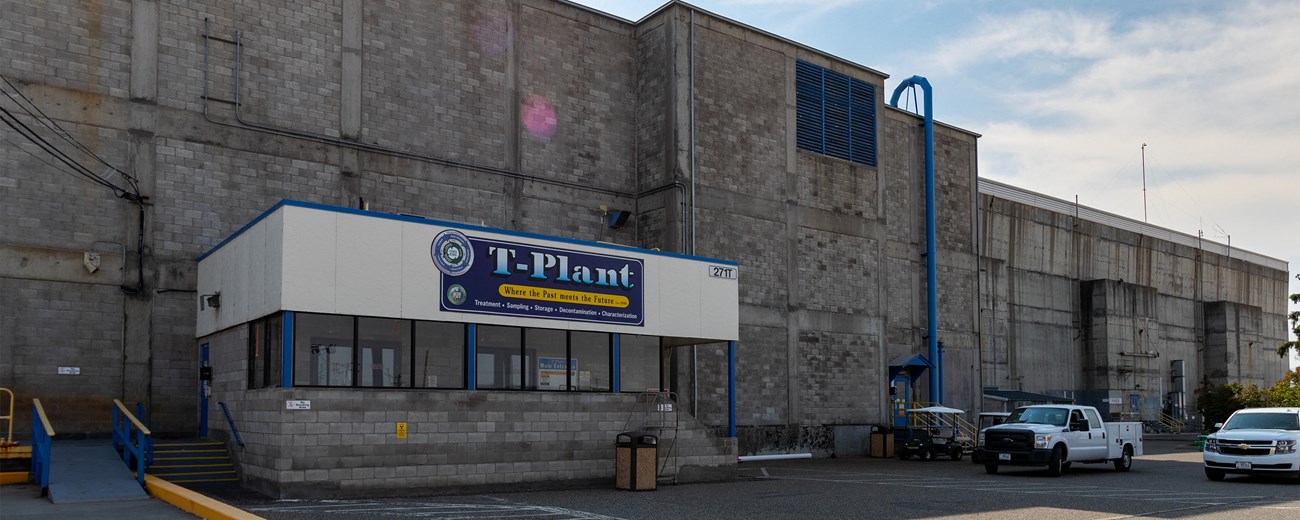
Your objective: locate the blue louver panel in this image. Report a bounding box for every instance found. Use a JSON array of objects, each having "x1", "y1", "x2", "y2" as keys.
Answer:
[
  {"x1": 849, "y1": 78, "x2": 877, "y2": 167},
  {"x1": 794, "y1": 60, "x2": 876, "y2": 168},
  {"x1": 823, "y1": 71, "x2": 852, "y2": 160},
  {"x1": 795, "y1": 61, "x2": 824, "y2": 153}
]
